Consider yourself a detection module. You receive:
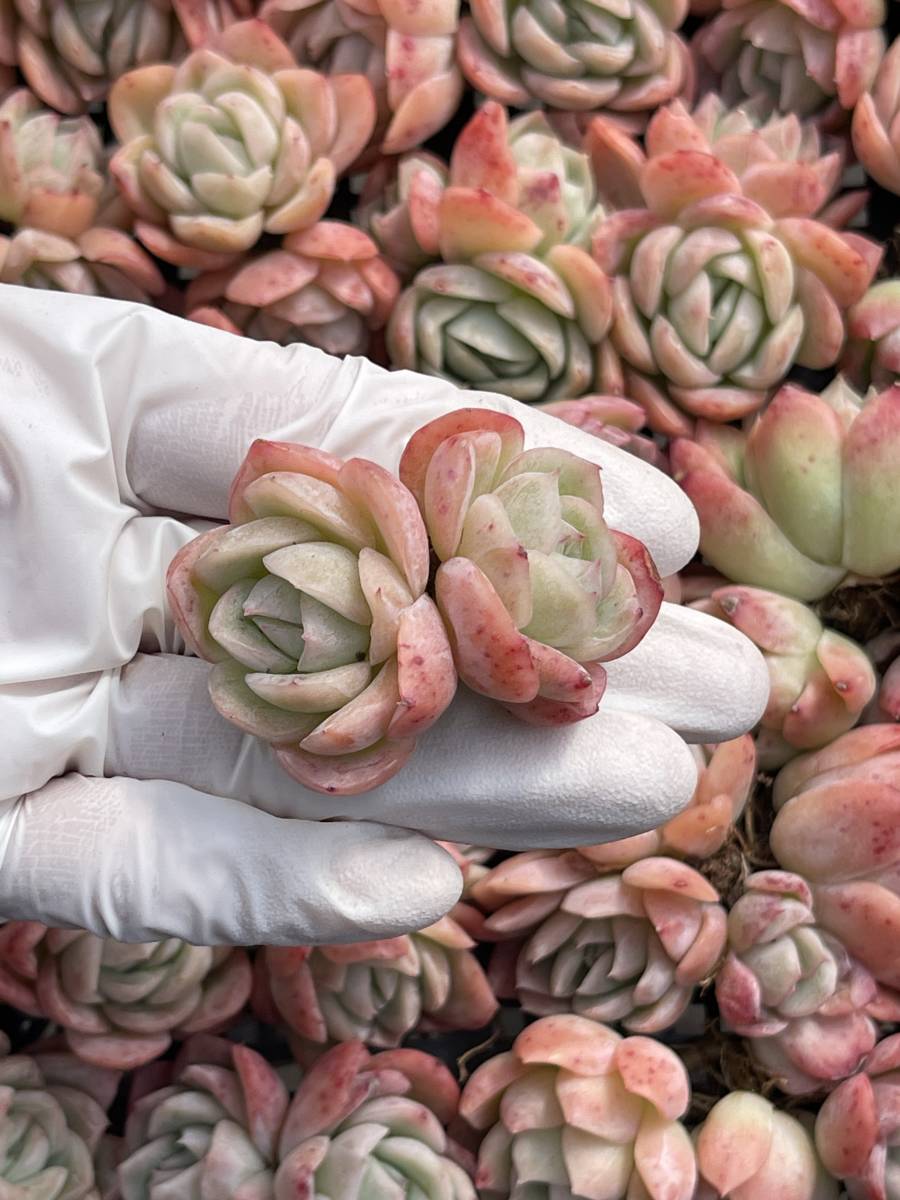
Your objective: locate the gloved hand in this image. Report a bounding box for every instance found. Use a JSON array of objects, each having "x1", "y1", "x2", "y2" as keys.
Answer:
[{"x1": 0, "y1": 287, "x2": 768, "y2": 947}]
